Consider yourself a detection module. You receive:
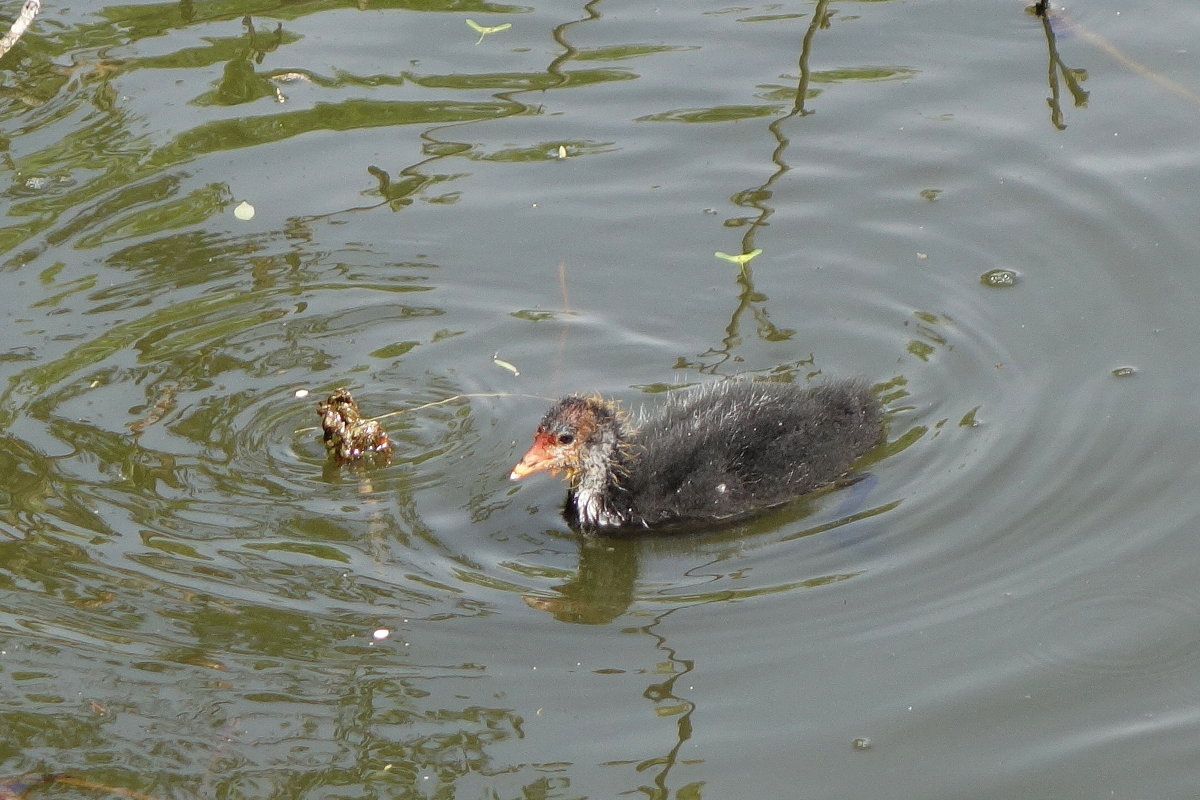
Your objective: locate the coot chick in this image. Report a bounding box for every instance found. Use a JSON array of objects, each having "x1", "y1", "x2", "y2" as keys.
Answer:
[{"x1": 510, "y1": 380, "x2": 882, "y2": 530}]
